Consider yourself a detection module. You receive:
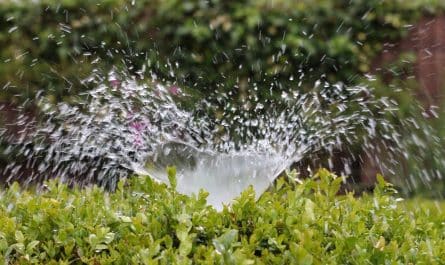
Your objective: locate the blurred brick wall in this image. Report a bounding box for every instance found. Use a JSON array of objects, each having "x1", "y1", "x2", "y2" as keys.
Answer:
[
  {"x1": 0, "y1": 102, "x2": 35, "y2": 139},
  {"x1": 373, "y1": 16, "x2": 445, "y2": 107},
  {"x1": 415, "y1": 16, "x2": 445, "y2": 106},
  {"x1": 362, "y1": 15, "x2": 445, "y2": 185}
]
